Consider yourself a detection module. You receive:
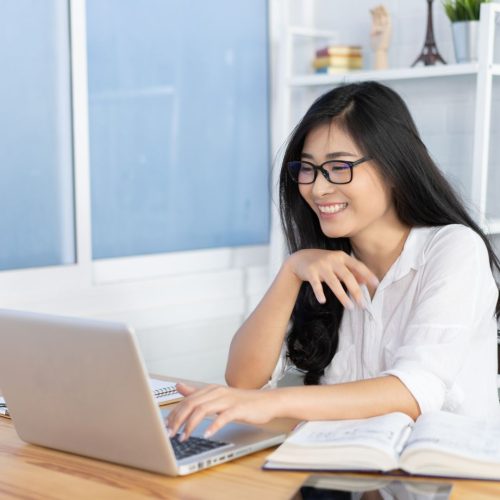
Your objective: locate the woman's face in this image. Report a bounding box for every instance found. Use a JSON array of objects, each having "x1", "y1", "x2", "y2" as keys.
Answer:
[{"x1": 298, "y1": 121, "x2": 396, "y2": 240}]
